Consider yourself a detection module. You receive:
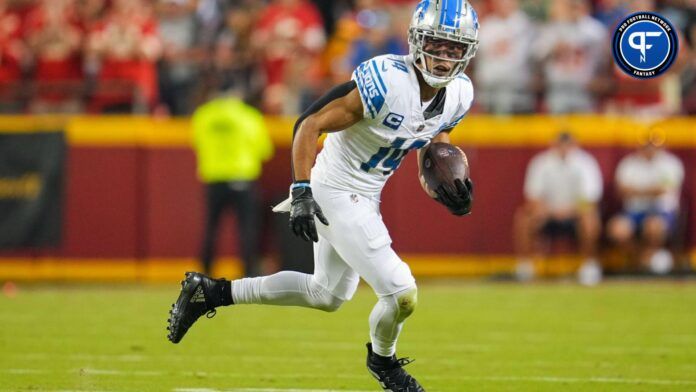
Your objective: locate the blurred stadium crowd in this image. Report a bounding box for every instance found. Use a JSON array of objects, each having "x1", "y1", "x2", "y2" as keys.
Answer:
[{"x1": 0, "y1": 0, "x2": 693, "y2": 116}]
